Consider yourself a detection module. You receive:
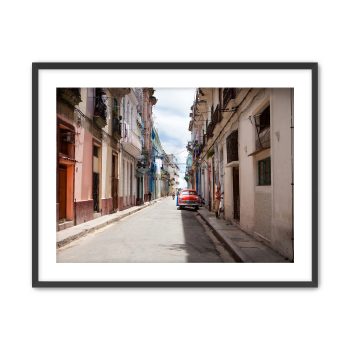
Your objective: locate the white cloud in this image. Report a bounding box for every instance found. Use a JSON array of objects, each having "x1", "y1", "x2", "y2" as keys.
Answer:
[
  {"x1": 154, "y1": 88, "x2": 196, "y2": 116},
  {"x1": 153, "y1": 88, "x2": 195, "y2": 149},
  {"x1": 153, "y1": 109, "x2": 189, "y2": 147}
]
